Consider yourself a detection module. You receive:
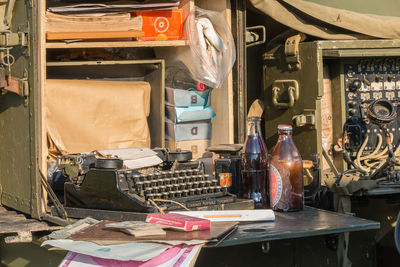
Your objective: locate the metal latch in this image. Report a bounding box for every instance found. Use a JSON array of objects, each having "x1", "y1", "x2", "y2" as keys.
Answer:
[
  {"x1": 293, "y1": 109, "x2": 316, "y2": 127},
  {"x1": 246, "y1": 26, "x2": 266, "y2": 48},
  {"x1": 272, "y1": 79, "x2": 299, "y2": 109},
  {"x1": 1, "y1": 67, "x2": 29, "y2": 98},
  {"x1": 284, "y1": 33, "x2": 306, "y2": 70},
  {"x1": 0, "y1": 31, "x2": 28, "y2": 47}
]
